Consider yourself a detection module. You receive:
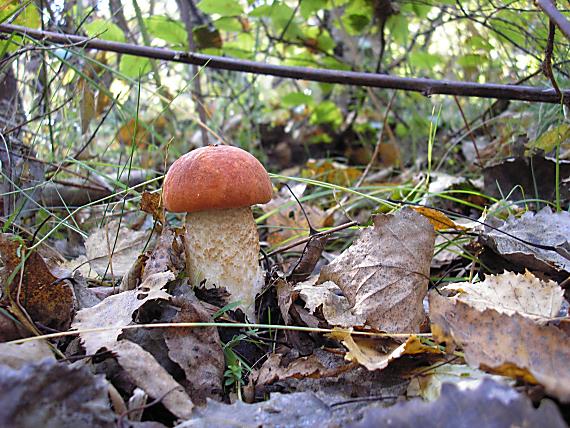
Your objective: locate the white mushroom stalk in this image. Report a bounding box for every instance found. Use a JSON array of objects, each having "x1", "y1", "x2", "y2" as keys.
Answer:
[
  {"x1": 162, "y1": 145, "x2": 272, "y2": 321},
  {"x1": 184, "y1": 207, "x2": 264, "y2": 320}
]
